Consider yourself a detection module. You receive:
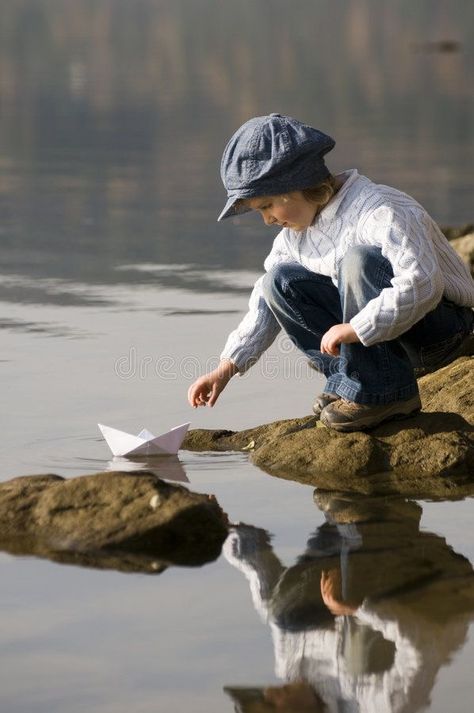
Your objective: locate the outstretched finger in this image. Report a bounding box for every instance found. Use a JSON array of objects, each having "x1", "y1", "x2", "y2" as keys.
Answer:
[
  {"x1": 208, "y1": 382, "x2": 219, "y2": 407},
  {"x1": 187, "y1": 383, "x2": 197, "y2": 407}
]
